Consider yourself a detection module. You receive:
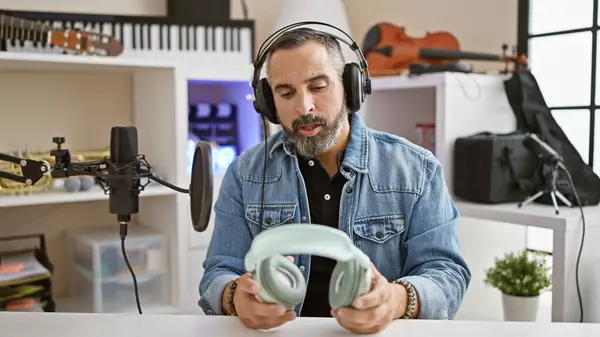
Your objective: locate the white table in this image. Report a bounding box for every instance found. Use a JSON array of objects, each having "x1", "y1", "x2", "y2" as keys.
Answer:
[
  {"x1": 456, "y1": 200, "x2": 600, "y2": 322},
  {"x1": 2, "y1": 312, "x2": 600, "y2": 337}
]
